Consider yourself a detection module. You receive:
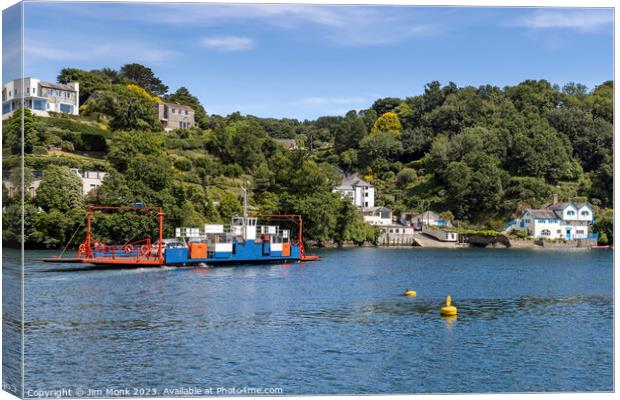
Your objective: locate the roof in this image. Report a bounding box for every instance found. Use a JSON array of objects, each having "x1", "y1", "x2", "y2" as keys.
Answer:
[
  {"x1": 524, "y1": 209, "x2": 560, "y2": 219},
  {"x1": 336, "y1": 173, "x2": 373, "y2": 189},
  {"x1": 162, "y1": 101, "x2": 194, "y2": 111},
  {"x1": 362, "y1": 206, "x2": 392, "y2": 215},
  {"x1": 414, "y1": 211, "x2": 441, "y2": 220},
  {"x1": 39, "y1": 81, "x2": 77, "y2": 91},
  {"x1": 543, "y1": 201, "x2": 590, "y2": 211}
]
